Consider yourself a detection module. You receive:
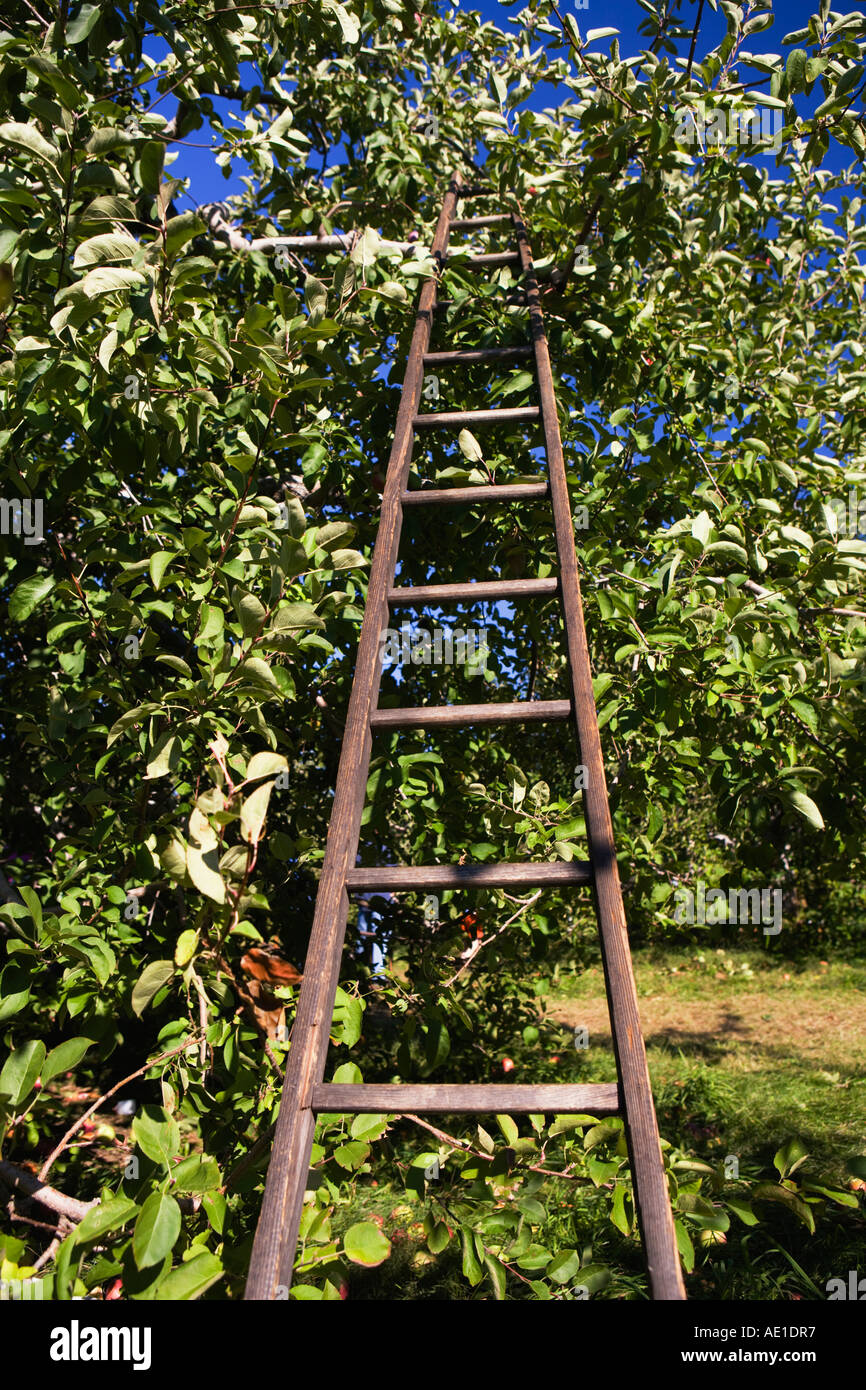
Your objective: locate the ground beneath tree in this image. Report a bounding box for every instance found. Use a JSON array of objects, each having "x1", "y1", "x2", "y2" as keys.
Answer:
[
  {"x1": 550, "y1": 985, "x2": 866, "y2": 1071},
  {"x1": 547, "y1": 951, "x2": 866, "y2": 1172}
]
